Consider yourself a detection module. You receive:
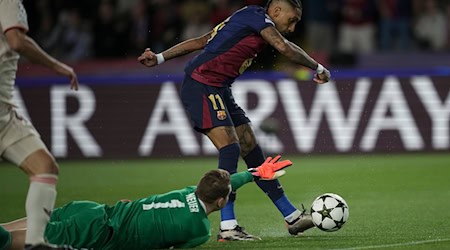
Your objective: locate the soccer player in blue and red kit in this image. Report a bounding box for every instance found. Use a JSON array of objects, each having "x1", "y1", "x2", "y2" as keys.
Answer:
[{"x1": 138, "y1": 0, "x2": 331, "y2": 241}]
